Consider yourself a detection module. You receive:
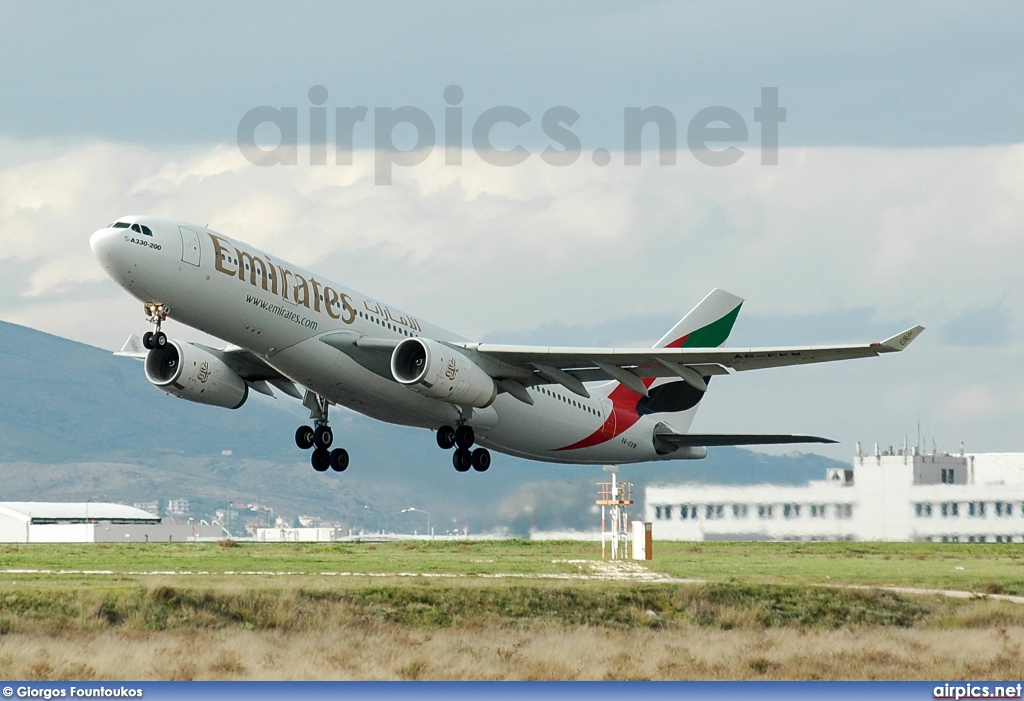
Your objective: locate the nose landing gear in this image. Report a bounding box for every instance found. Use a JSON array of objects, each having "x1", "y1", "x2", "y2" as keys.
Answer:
[
  {"x1": 296, "y1": 391, "x2": 349, "y2": 473},
  {"x1": 141, "y1": 303, "x2": 169, "y2": 350},
  {"x1": 438, "y1": 422, "x2": 490, "y2": 472}
]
